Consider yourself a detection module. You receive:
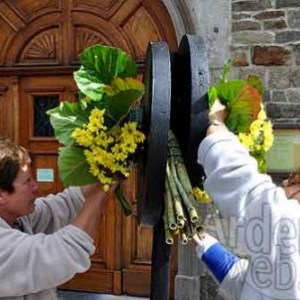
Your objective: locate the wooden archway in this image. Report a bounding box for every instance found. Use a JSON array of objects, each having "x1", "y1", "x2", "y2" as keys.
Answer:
[{"x1": 0, "y1": 1, "x2": 178, "y2": 66}]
